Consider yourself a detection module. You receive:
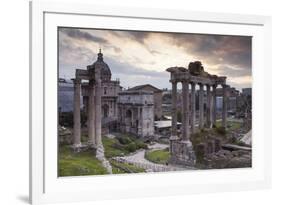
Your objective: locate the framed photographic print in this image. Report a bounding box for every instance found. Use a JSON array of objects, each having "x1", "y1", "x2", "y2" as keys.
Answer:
[{"x1": 30, "y1": 1, "x2": 272, "y2": 204}]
